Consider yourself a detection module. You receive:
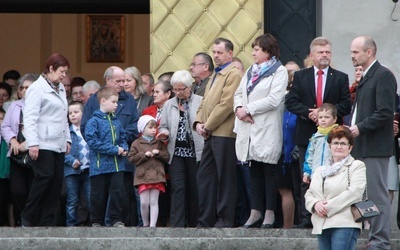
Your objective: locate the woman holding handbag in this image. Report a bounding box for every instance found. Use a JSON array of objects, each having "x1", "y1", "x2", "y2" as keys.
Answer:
[
  {"x1": 1, "y1": 73, "x2": 38, "y2": 226},
  {"x1": 305, "y1": 126, "x2": 366, "y2": 249}
]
